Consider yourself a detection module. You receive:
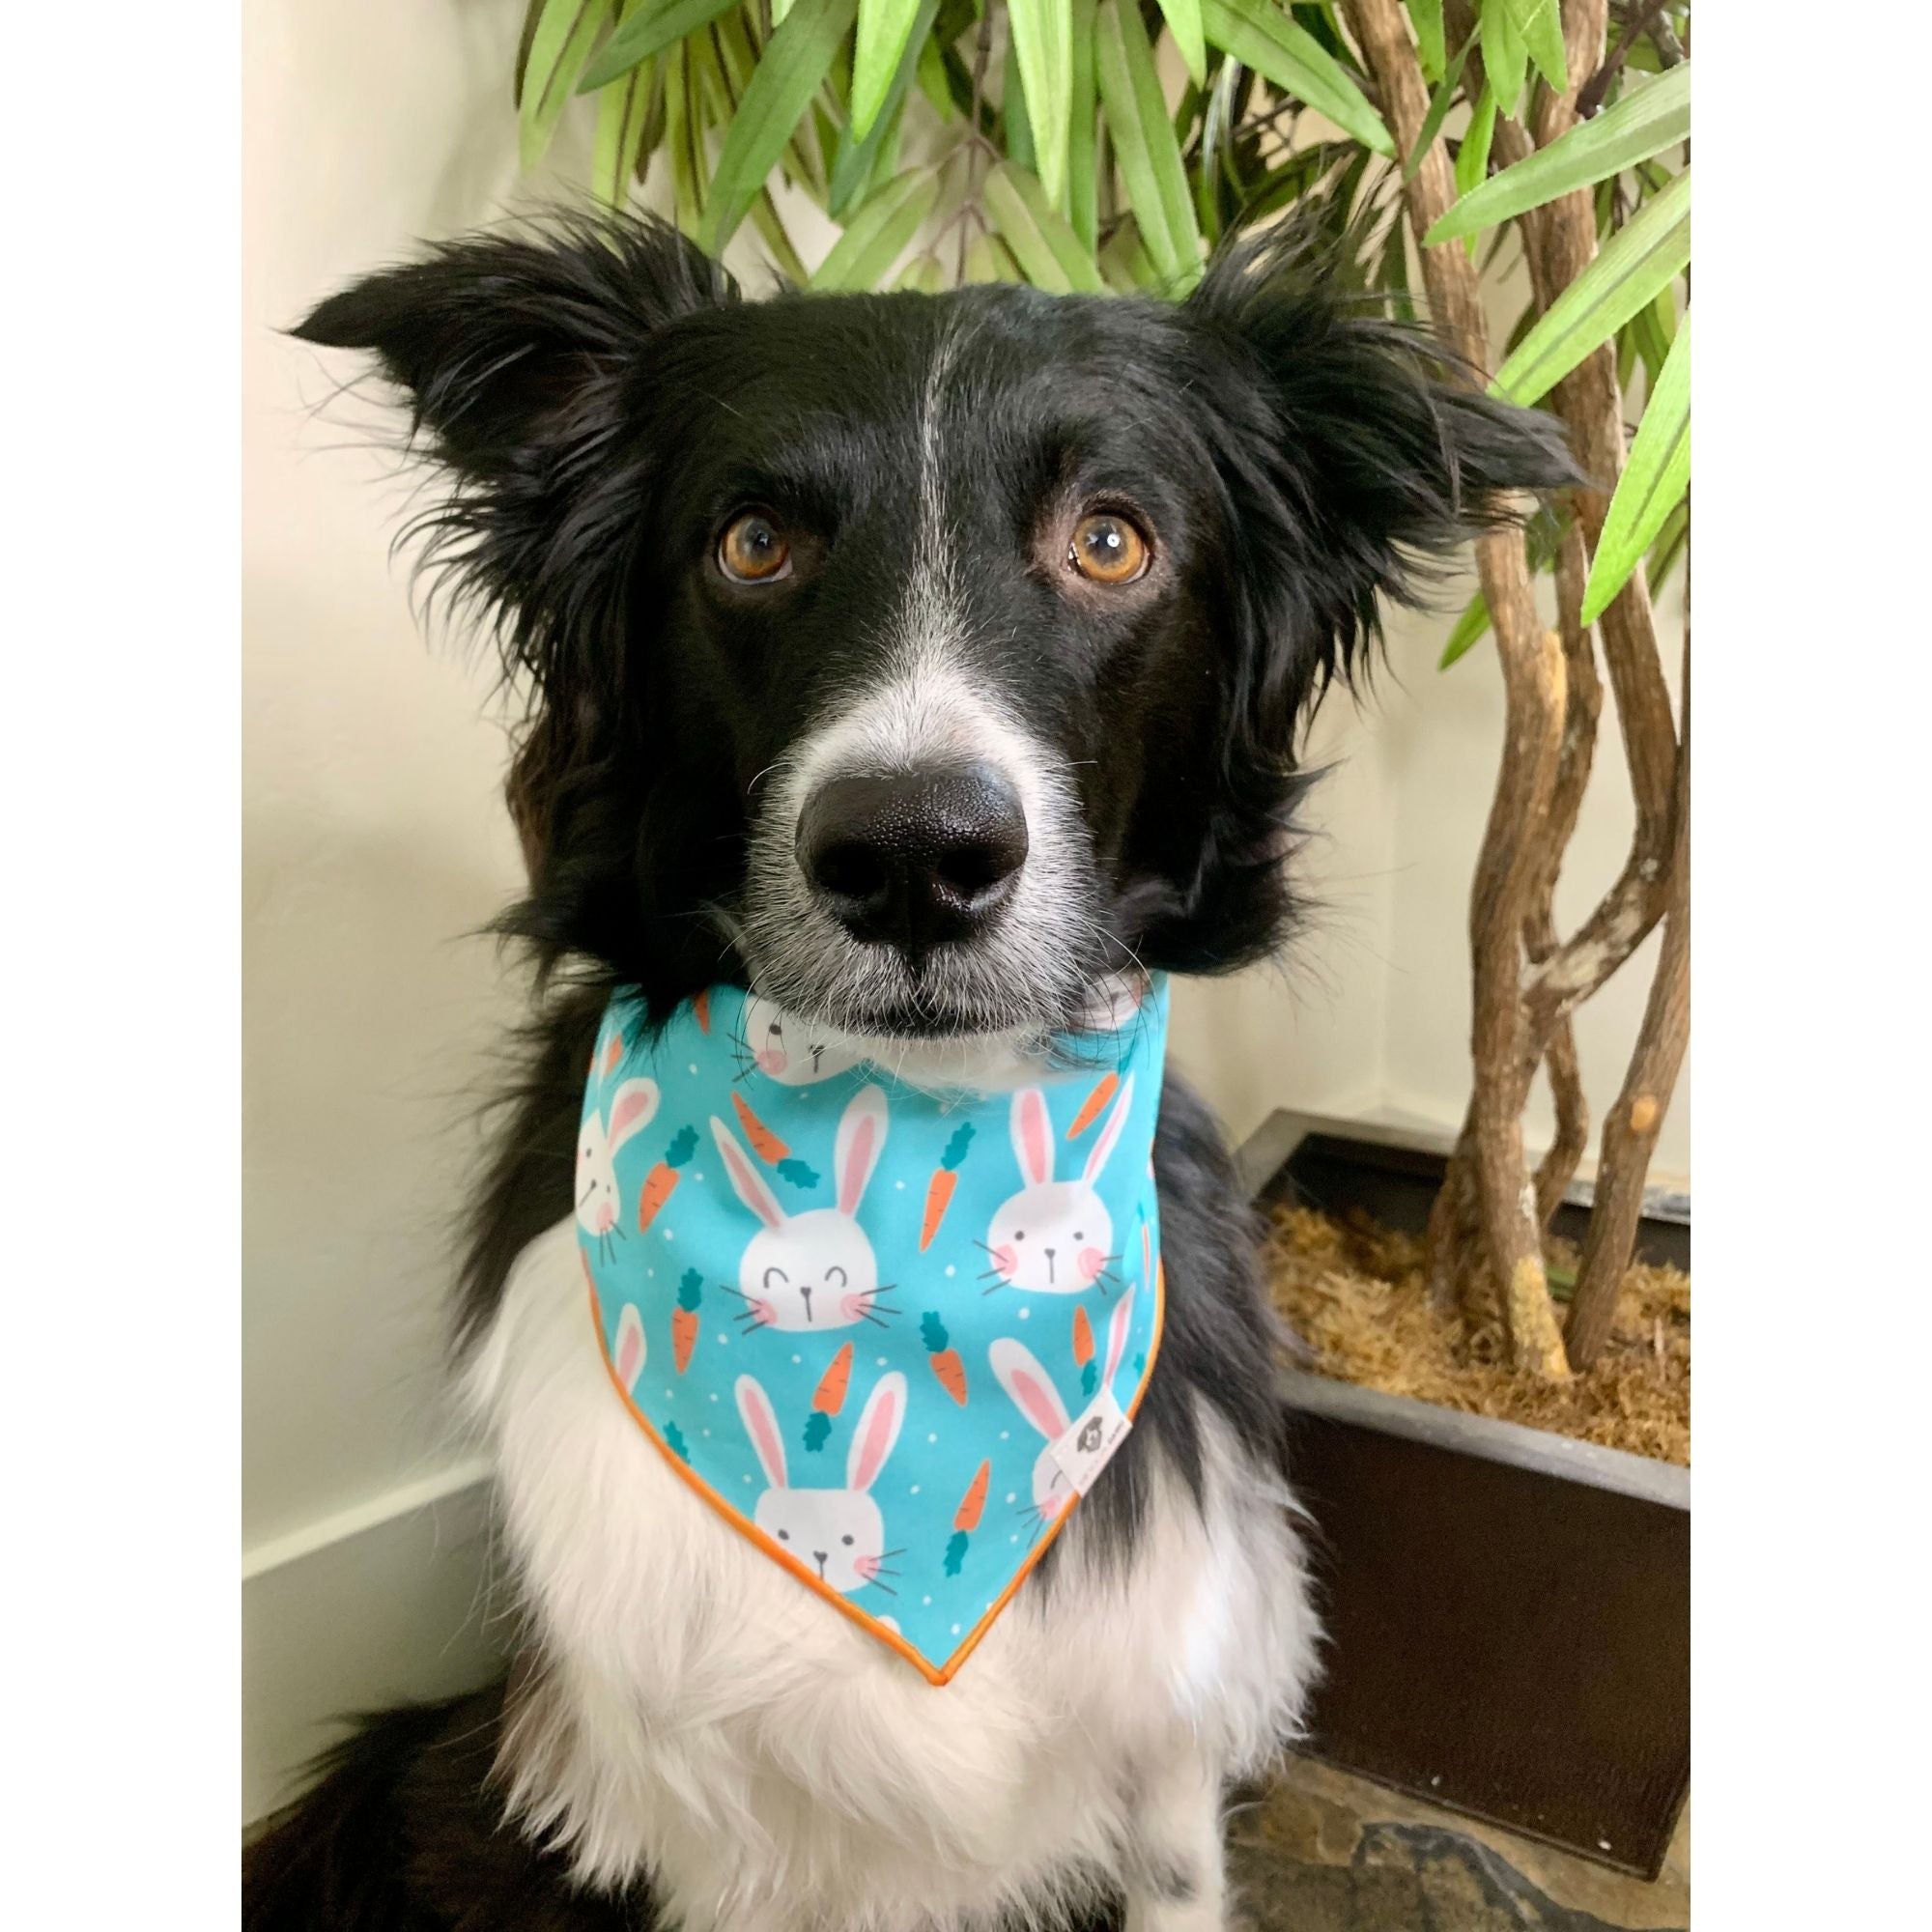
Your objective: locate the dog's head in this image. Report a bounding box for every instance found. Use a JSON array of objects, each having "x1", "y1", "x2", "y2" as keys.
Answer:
[{"x1": 298, "y1": 213, "x2": 1573, "y2": 1044}]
